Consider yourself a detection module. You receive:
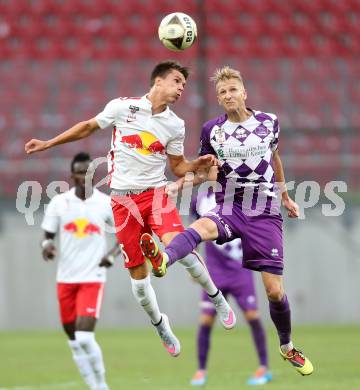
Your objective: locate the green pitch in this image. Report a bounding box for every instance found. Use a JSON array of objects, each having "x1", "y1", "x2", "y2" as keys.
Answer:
[{"x1": 0, "y1": 325, "x2": 359, "y2": 389}]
